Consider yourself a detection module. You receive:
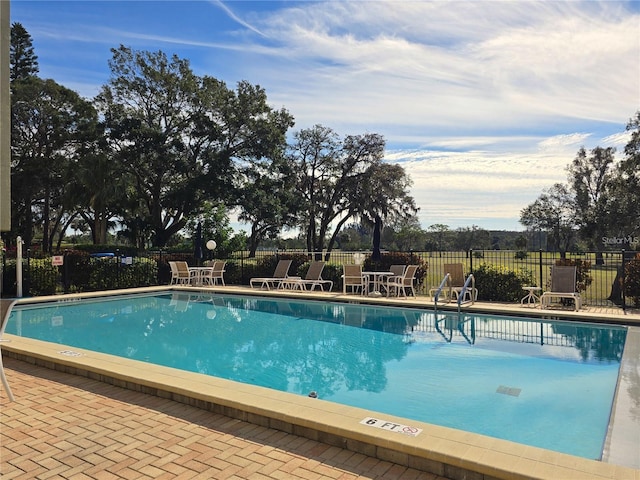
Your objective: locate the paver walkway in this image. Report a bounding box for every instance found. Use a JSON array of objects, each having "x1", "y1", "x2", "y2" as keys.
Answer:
[{"x1": 1, "y1": 358, "x2": 444, "y2": 480}]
